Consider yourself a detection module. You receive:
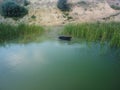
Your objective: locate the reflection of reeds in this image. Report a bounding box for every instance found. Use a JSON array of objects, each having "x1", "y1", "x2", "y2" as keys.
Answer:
[
  {"x1": 62, "y1": 22, "x2": 120, "y2": 48},
  {"x1": 0, "y1": 23, "x2": 44, "y2": 42}
]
